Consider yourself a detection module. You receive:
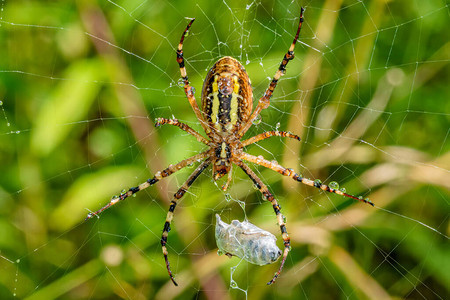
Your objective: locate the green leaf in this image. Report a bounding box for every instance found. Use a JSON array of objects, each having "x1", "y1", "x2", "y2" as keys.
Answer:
[{"x1": 31, "y1": 59, "x2": 104, "y2": 156}]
